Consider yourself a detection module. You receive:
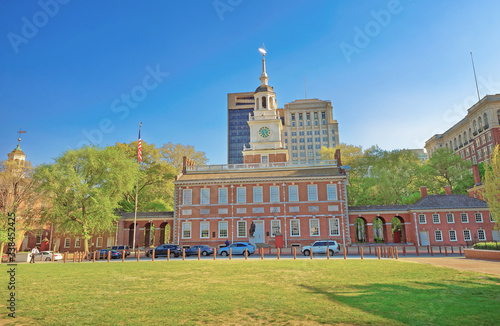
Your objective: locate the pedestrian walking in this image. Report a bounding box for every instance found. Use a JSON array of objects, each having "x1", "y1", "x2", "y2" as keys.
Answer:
[
  {"x1": 225, "y1": 240, "x2": 229, "y2": 247},
  {"x1": 30, "y1": 246, "x2": 39, "y2": 263}
]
